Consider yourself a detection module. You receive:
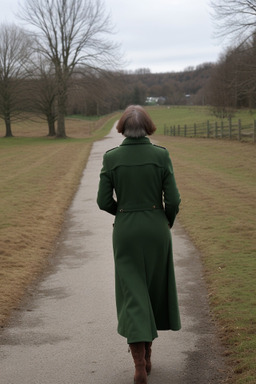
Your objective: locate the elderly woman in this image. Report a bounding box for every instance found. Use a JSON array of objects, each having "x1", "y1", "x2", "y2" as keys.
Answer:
[{"x1": 97, "y1": 105, "x2": 181, "y2": 384}]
